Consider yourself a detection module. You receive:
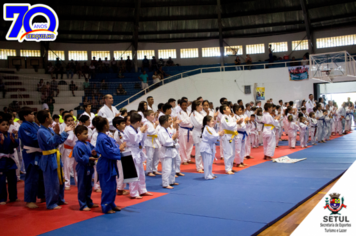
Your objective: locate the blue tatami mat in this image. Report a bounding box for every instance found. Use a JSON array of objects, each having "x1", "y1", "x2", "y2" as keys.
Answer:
[{"x1": 42, "y1": 132, "x2": 356, "y2": 236}]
